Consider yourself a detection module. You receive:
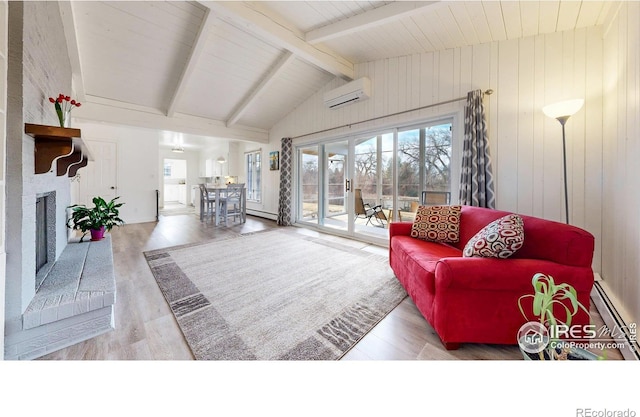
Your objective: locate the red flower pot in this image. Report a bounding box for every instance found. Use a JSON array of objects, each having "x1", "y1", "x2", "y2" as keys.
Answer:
[{"x1": 90, "y1": 226, "x2": 105, "y2": 241}]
